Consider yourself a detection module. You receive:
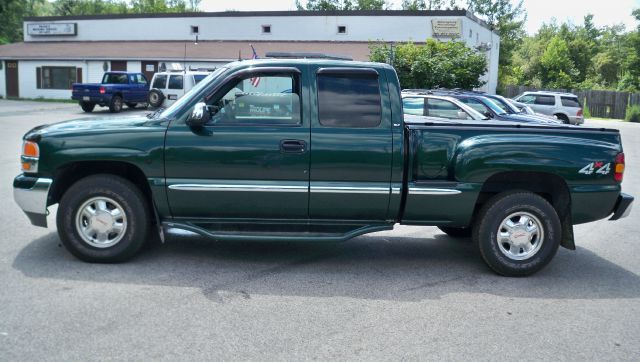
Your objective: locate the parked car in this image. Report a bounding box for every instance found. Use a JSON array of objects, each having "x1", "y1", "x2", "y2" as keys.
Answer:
[
  {"x1": 401, "y1": 92, "x2": 487, "y2": 120},
  {"x1": 416, "y1": 90, "x2": 563, "y2": 125},
  {"x1": 71, "y1": 72, "x2": 149, "y2": 113},
  {"x1": 507, "y1": 98, "x2": 558, "y2": 120},
  {"x1": 148, "y1": 69, "x2": 213, "y2": 108},
  {"x1": 14, "y1": 57, "x2": 633, "y2": 277},
  {"x1": 513, "y1": 91, "x2": 584, "y2": 125}
]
